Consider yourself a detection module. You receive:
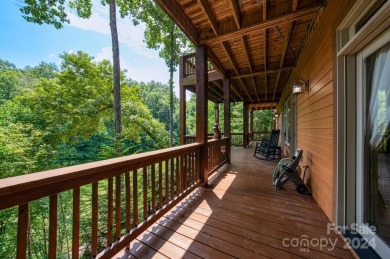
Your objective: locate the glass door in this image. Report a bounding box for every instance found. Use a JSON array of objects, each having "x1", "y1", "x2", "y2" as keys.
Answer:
[{"x1": 356, "y1": 29, "x2": 390, "y2": 257}]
